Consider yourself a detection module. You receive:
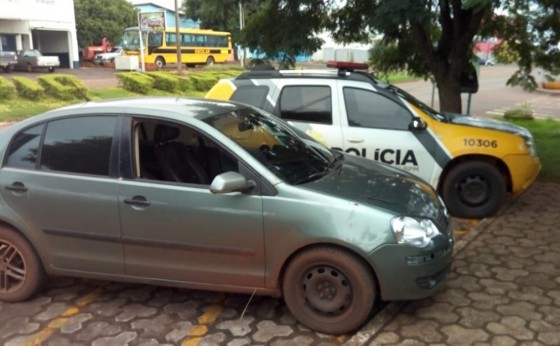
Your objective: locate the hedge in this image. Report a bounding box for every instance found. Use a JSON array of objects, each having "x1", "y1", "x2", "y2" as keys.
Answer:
[
  {"x1": 0, "y1": 76, "x2": 16, "y2": 100},
  {"x1": 11, "y1": 76, "x2": 45, "y2": 100}
]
